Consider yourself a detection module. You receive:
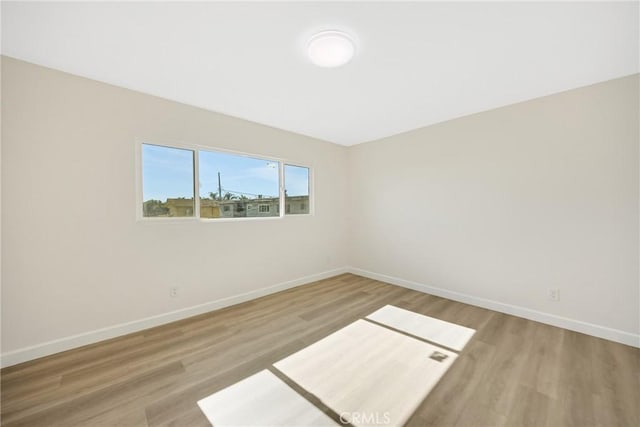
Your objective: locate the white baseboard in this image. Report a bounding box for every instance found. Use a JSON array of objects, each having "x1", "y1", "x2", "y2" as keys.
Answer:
[
  {"x1": 0, "y1": 267, "x2": 349, "y2": 368},
  {"x1": 3, "y1": 265, "x2": 636, "y2": 368},
  {"x1": 348, "y1": 267, "x2": 640, "y2": 348}
]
